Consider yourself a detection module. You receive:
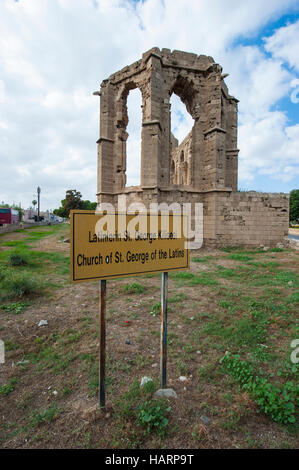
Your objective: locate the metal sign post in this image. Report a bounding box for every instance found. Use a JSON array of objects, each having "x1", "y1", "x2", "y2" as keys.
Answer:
[
  {"x1": 70, "y1": 211, "x2": 189, "y2": 408},
  {"x1": 160, "y1": 272, "x2": 168, "y2": 388},
  {"x1": 99, "y1": 279, "x2": 106, "y2": 408}
]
